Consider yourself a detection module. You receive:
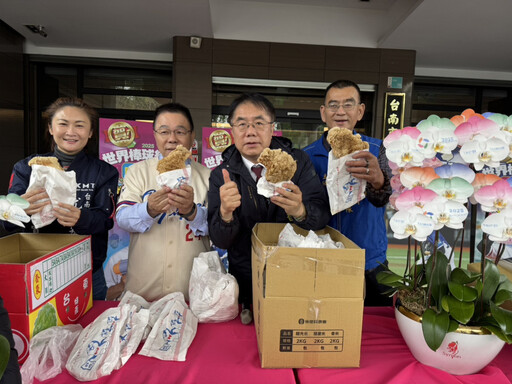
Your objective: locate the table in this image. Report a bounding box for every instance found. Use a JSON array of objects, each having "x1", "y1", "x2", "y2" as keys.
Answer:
[
  {"x1": 296, "y1": 307, "x2": 512, "y2": 384},
  {"x1": 33, "y1": 301, "x2": 296, "y2": 384},
  {"x1": 33, "y1": 303, "x2": 512, "y2": 384}
]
